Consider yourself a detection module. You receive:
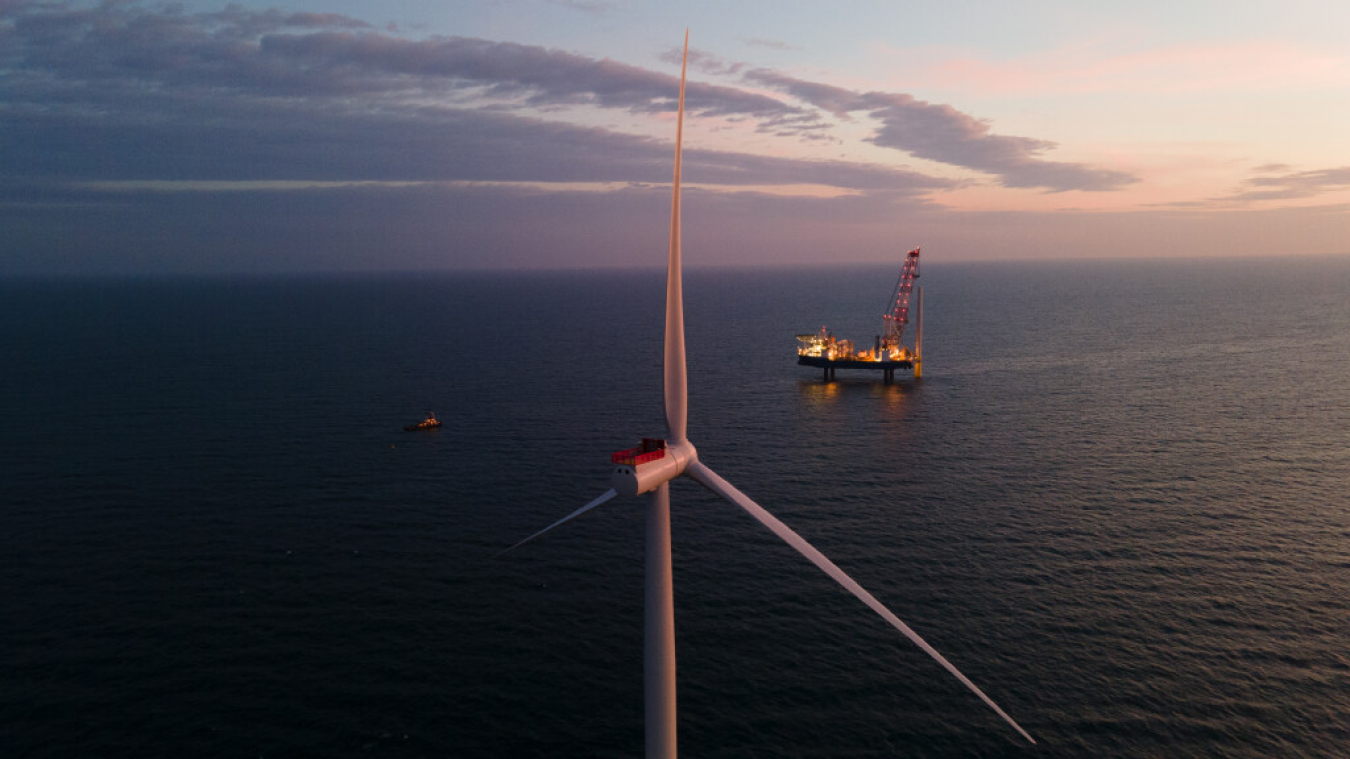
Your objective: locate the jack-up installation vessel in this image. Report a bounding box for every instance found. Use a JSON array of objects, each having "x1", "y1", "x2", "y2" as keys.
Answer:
[{"x1": 797, "y1": 247, "x2": 923, "y2": 383}]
